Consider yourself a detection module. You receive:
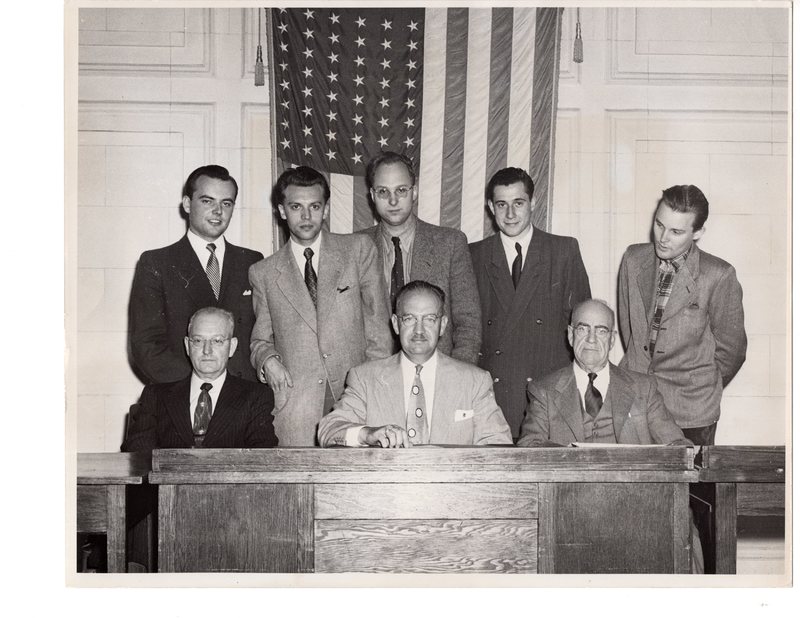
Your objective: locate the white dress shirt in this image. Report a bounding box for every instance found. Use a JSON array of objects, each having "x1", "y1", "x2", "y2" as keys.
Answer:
[
  {"x1": 572, "y1": 361, "x2": 610, "y2": 402},
  {"x1": 498, "y1": 223, "x2": 533, "y2": 274},
  {"x1": 288, "y1": 235, "x2": 321, "y2": 276},
  {"x1": 188, "y1": 371, "x2": 228, "y2": 426},
  {"x1": 187, "y1": 229, "x2": 226, "y2": 273}
]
